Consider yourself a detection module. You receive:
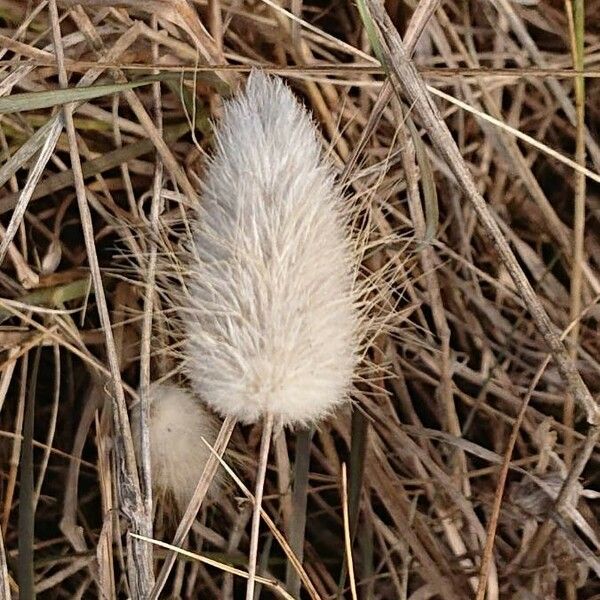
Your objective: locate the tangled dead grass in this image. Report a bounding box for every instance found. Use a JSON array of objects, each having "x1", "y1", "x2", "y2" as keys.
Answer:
[{"x1": 0, "y1": 0, "x2": 600, "y2": 598}]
